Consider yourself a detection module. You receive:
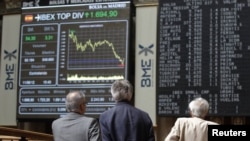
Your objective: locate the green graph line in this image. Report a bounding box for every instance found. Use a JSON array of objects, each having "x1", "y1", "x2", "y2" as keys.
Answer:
[{"x1": 69, "y1": 30, "x2": 124, "y2": 65}]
